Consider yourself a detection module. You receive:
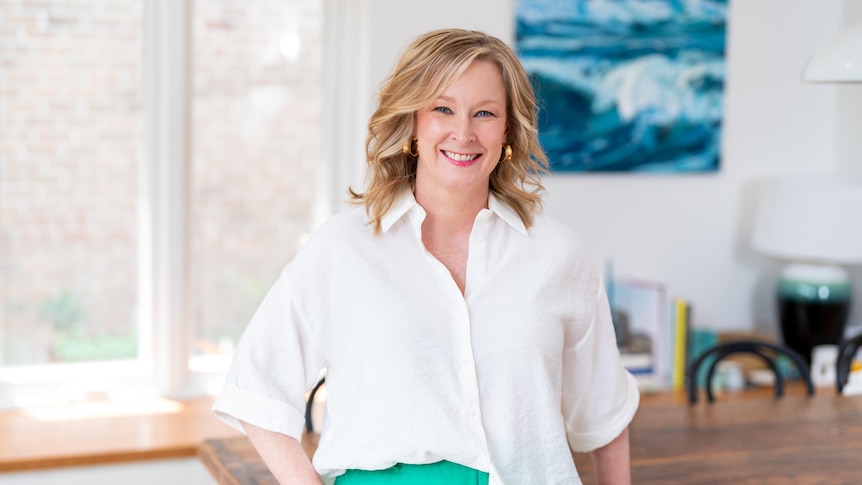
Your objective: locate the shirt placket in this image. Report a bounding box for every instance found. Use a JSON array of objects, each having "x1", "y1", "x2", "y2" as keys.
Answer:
[
  {"x1": 410, "y1": 206, "x2": 494, "y2": 471},
  {"x1": 460, "y1": 211, "x2": 493, "y2": 470}
]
